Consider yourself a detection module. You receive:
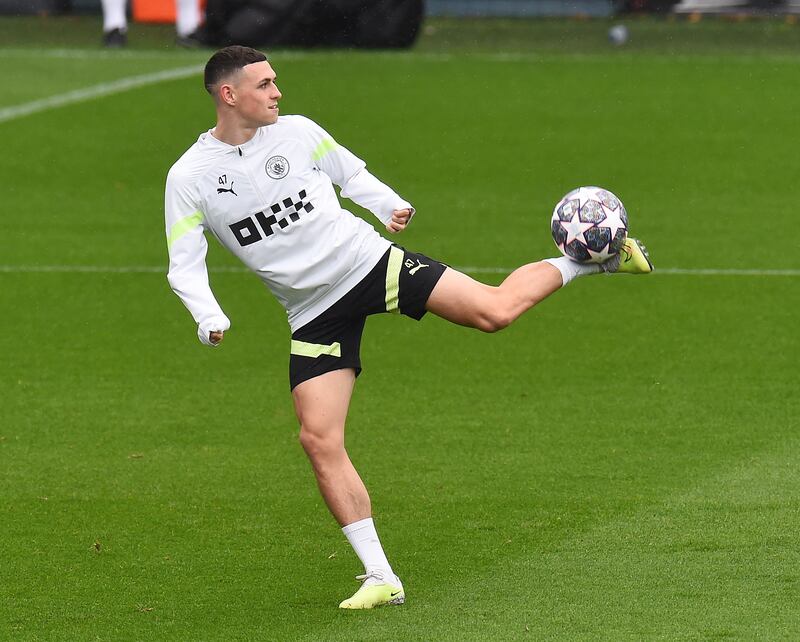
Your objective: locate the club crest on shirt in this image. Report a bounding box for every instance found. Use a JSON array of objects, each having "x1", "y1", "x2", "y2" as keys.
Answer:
[{"x1": 265, "y1": 155, "x2": 290, "y2": 180}]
